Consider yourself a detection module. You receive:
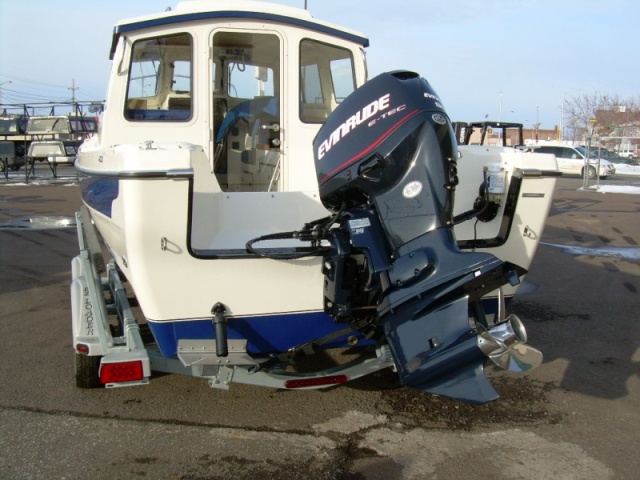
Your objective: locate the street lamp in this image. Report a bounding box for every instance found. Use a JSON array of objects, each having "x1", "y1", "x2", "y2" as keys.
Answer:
[{"x1": 0, "y1": 80, "x2": 12, "y2": 106}]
